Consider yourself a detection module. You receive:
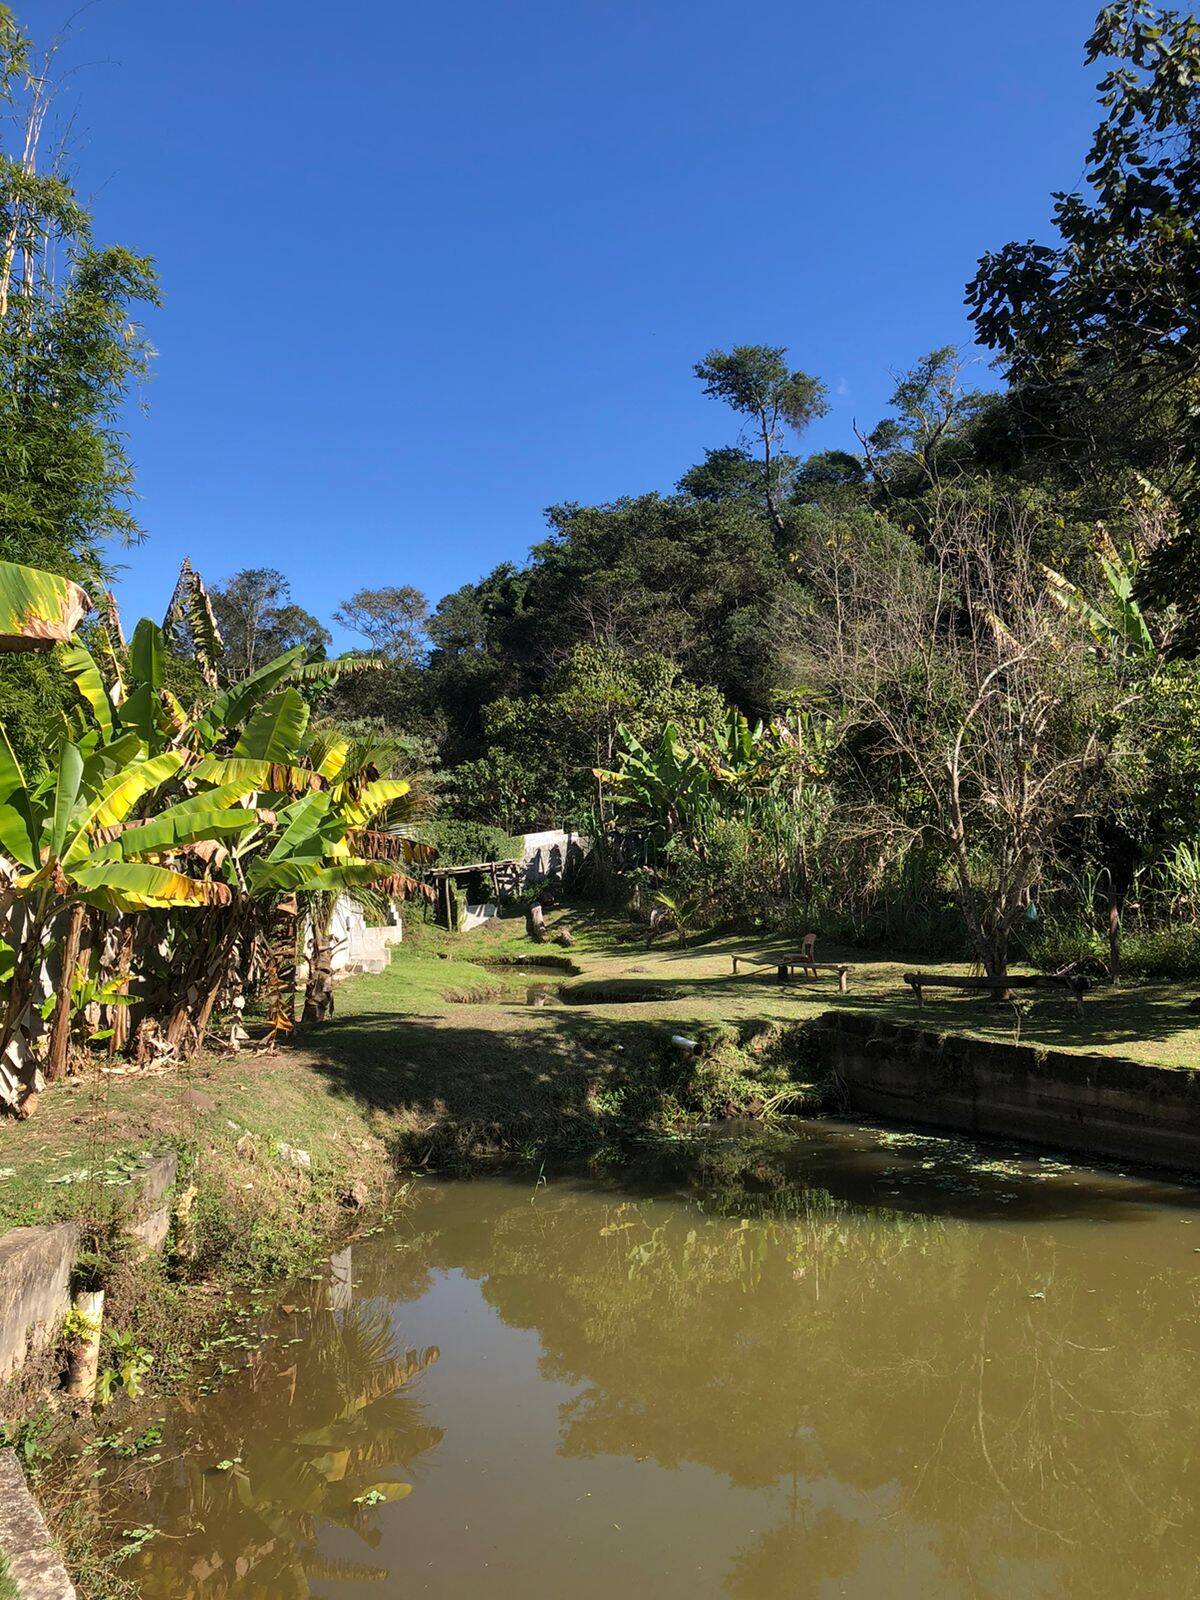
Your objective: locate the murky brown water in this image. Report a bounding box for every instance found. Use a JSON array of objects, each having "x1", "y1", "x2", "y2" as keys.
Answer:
[{"x1": 110, "y1": 1123, "x2": 1200, "y2": 1598}]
